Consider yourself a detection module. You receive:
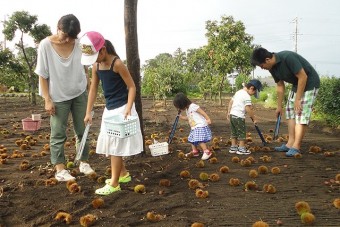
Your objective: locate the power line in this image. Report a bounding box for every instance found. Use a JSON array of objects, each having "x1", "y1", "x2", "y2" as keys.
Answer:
[{"x1": 302, "y1": 33, "x2": 340, "y2": 37}]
